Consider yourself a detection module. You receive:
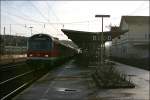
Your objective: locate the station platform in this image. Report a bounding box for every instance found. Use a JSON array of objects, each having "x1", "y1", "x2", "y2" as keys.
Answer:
[
  {"x1": 96, "y1": 61, "x2": 149, "y2": 100},
  {"x1": 12, "y1": 60, "x2": 149, "y2": 100},
  {"x1": 0, "y1": 54, "x2": 26, "y2": 65},
  {"x1": 13, "y1": 60, "x2": 96, "y2": 100}
]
